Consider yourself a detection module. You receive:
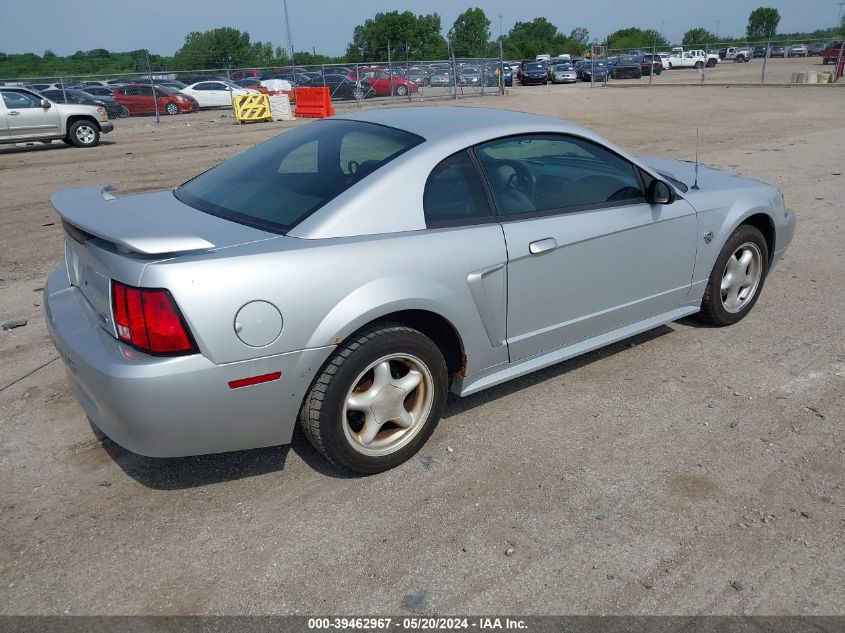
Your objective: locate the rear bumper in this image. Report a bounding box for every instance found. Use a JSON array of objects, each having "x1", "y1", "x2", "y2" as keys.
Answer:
[
  {"x1": 771, "y1": 210, "x2": 796, "y2": 270},
  {"x1": 44, "y1": 267, "x2": 332, "y2": 457}
]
